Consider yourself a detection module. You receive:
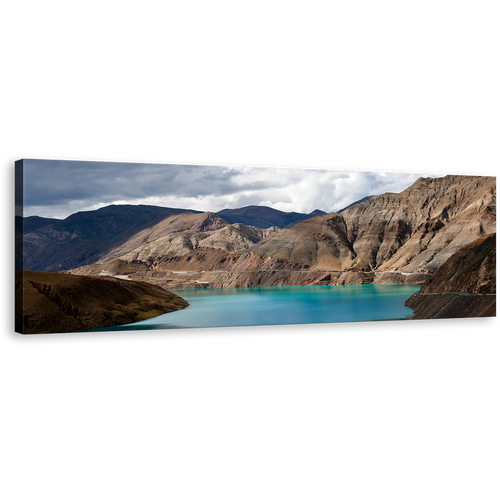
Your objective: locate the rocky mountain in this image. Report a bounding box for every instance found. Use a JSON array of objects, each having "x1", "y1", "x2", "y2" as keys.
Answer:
[
  {"x1": 405, "y1": 233, "x2": 496, "y2": 319},
  {"x1": 20, "y1": 204, "x2": 201, "y2": 272},
  {"x1": 217, "y1": 205, "x2": 326, "y2": 228},
  {"x1": 65, "y1": 175, "x2": 496, "y2": 291},
  {"x1": 19, "y1": 204, "x2": 324, "y2": 272},
  {"x1": 250, "y1": 175, "x2": 496, "y2": 273},
  {"x1": 93, "y1": 212, "x2": 279, "y2": 263},
  {"x1": 21, "y1": 175, "x2": 496, "y2": 296},
  {"x1": 16, "y1": 270, "x2": 188, "y2": 334}
]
